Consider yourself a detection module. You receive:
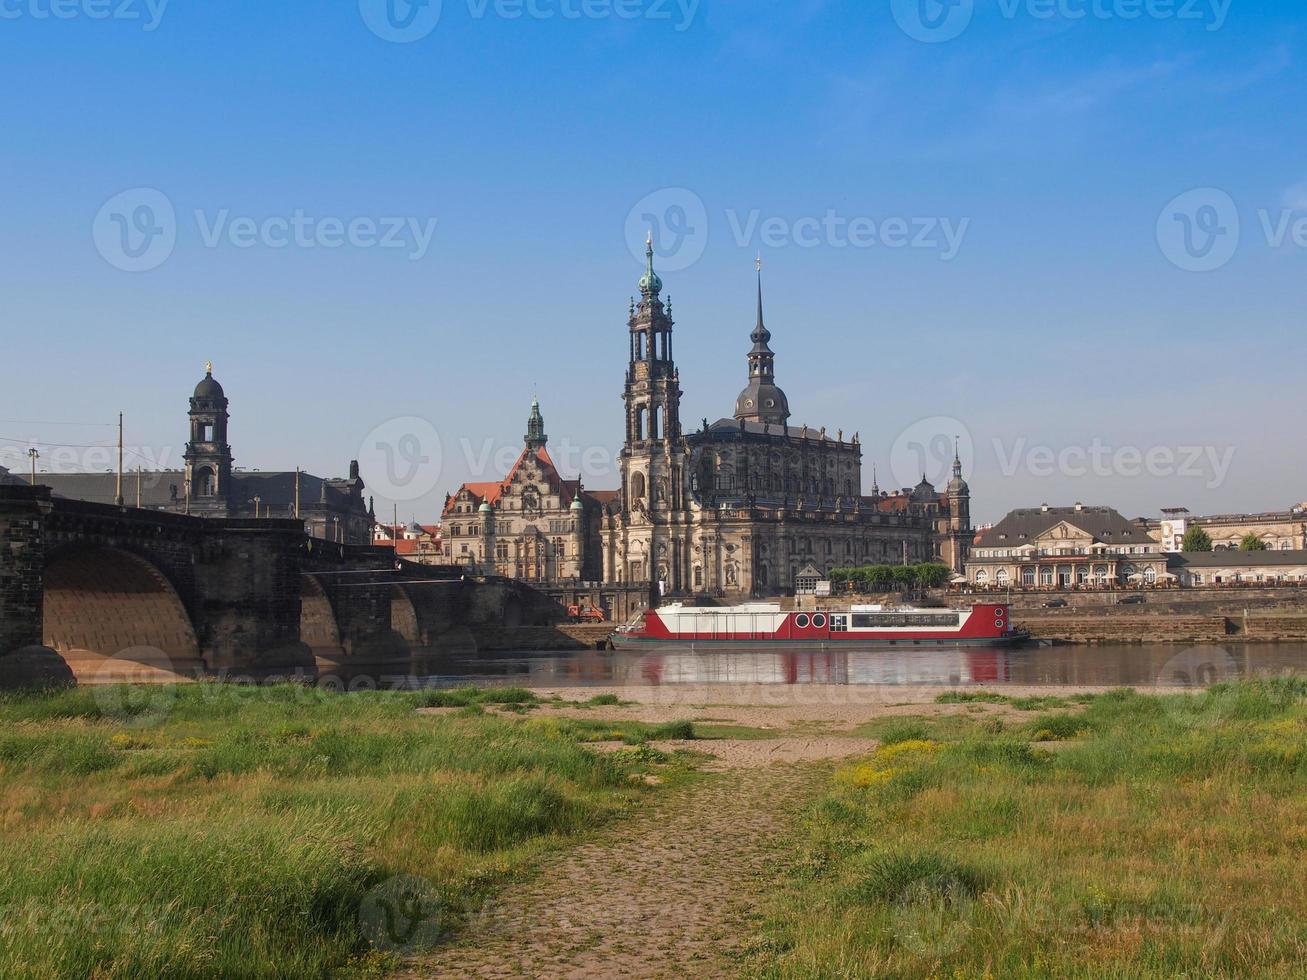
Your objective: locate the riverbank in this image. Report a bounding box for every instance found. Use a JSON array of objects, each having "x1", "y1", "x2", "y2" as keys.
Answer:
[
  {"x1": 6, "y1": 680, "x2": 1303, "y2": 977},
  {"x1": 0, "y1": 684, "x2": 687, "y2": 978}
]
